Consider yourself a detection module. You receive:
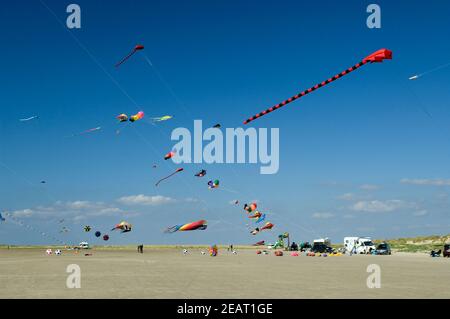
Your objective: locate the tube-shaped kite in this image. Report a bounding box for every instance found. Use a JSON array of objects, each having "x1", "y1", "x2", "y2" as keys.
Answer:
[
  {"x1": 164, "y1": 150, "x2": 176, "y2": 160},
  {"x1": 165, "y1": 219, "x2": 207, "y2": 233},
  {"x1": 155, "y1": 168, "x2": 184, "y2": 186},
  {"x1": 243, "y1": 49, "x2": 392, "y2": 124},
  {"x1": 248, "y1": 211, "x2": 262, "y2": 219},
  {"x1": 151, "y1": 115, "x2": 173, "y2": 122},
  {"x1": 111, "y1": 221, "x2": 132, "y2": 233},
  {"x1": 130, "y1": 111, "x2": 144, "y2": 122},
  {"x1": 115, "y1": 44, "x2": 145, "y2": 68}
]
